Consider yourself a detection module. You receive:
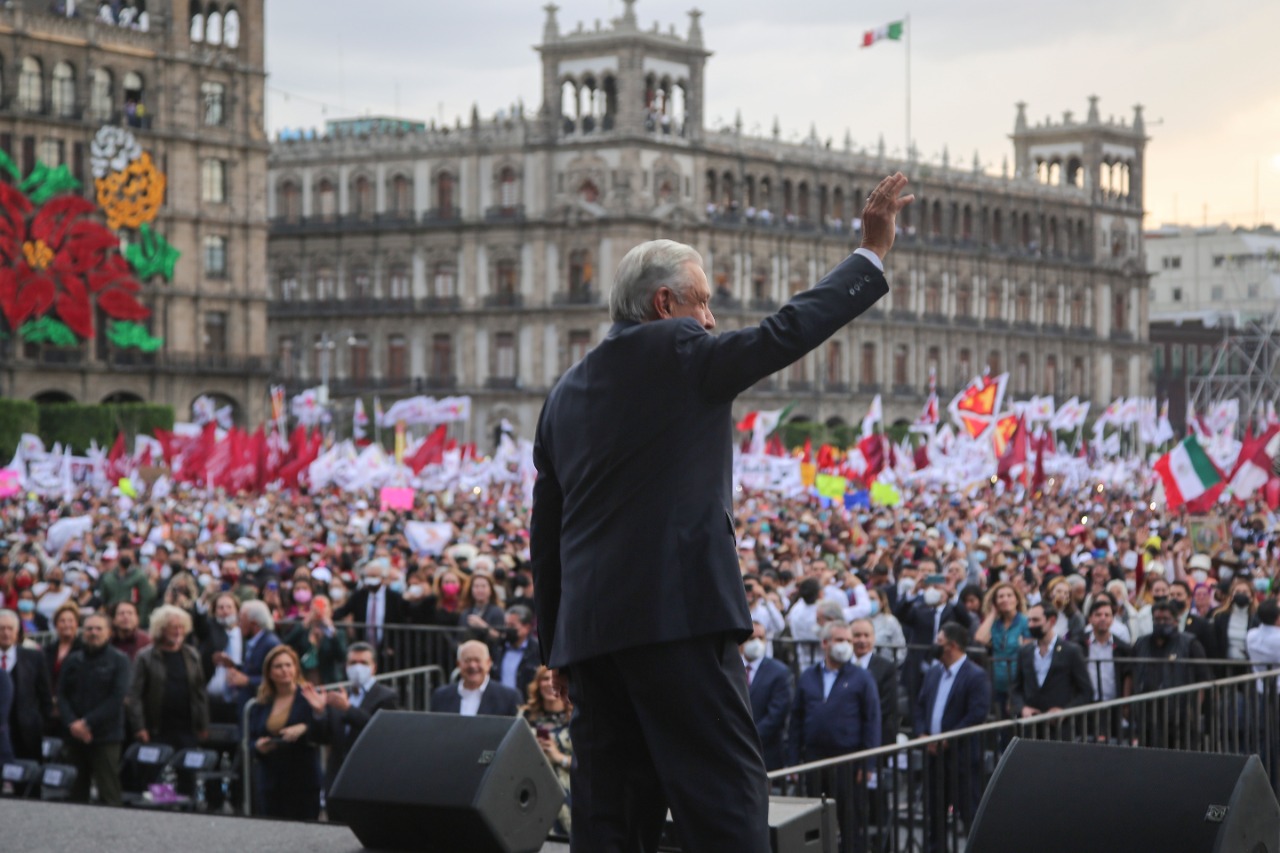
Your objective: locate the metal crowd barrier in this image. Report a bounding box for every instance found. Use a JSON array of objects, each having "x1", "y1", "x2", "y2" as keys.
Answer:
[
  {"x1": 767, "y1": 667, "x2": 1280, "y2": 853},
  {"x1": 275, "y1": 620, "x2": 472, "y2": 676},
  {"x1": 239, "y1": 663, "x2": 445, "y2": 816}
]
